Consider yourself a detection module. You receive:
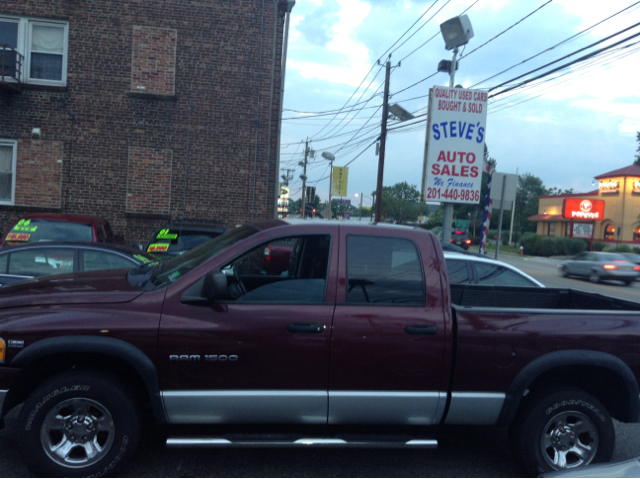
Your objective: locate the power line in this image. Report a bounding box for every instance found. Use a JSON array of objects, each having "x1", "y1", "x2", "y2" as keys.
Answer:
[
  {"x1": 460, "y1": 0, "x2": 554, "y2": 60},
  {"x1": 388, "y1": 0, "x2": 452, "y2": 56},
  {"x1": 471, "y1": 1, "x2": 640, "y2": 88},
  {"x1": 489, "y1": 27, "x2": 640, "y2": 98}
]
